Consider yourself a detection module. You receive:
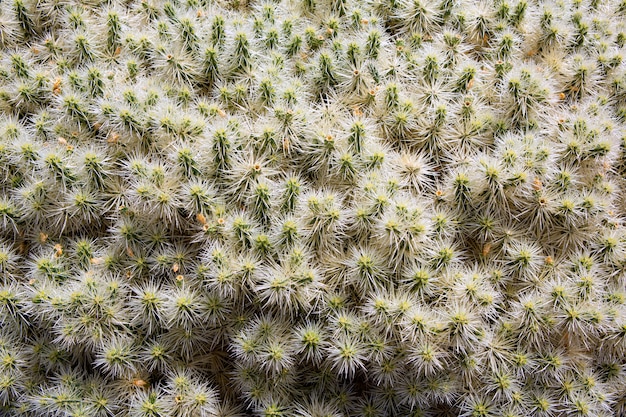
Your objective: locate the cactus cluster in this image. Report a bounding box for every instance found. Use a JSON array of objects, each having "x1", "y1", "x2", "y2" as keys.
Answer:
[{"x1": 1, "y1": 0, "x2": 626, "y2": 415}]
